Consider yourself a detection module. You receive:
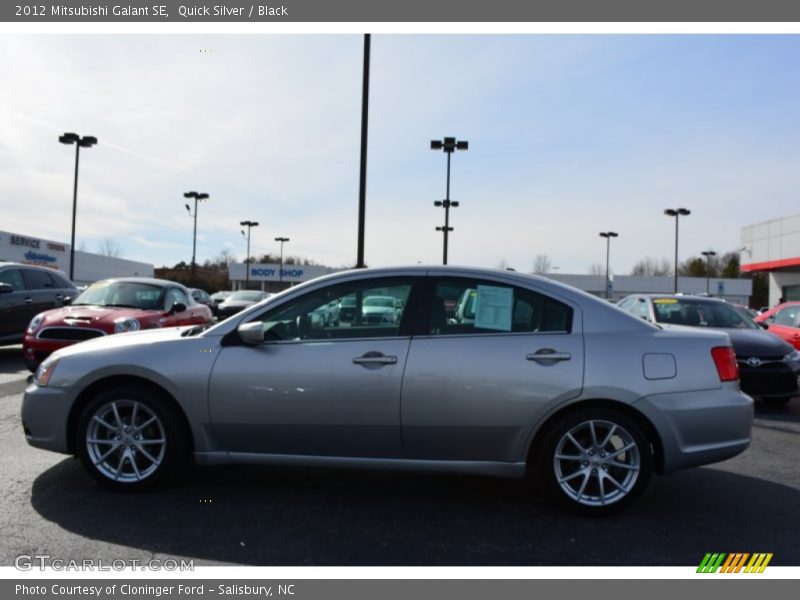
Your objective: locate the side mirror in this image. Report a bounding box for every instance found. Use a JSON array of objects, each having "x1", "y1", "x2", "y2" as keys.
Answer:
[
  {"x1": 168, "y1": 302, "x2": 187, "y2": 315},
  {"x1": 237, "y1": 322, "x2": 265, "y2": 345},
  {"x1": 0, "y1": 283, "x2": 13, "y2": 294}
]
